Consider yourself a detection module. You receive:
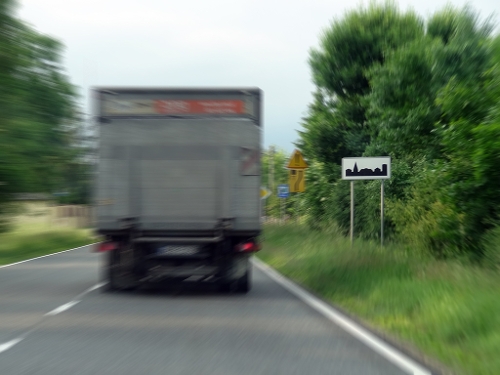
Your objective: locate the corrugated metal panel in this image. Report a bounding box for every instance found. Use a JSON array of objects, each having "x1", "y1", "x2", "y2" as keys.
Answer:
[{"x1": 95, "y1": 118, "x2": 260, "y2": 231}]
